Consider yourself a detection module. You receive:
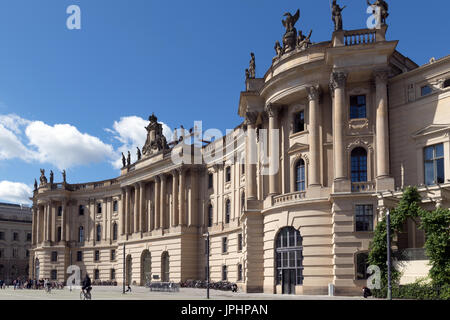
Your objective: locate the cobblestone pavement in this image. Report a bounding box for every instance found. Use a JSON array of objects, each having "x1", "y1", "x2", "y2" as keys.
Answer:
[{"x1": 0, "y1": 286, "x2": 366, "y2": 300}]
